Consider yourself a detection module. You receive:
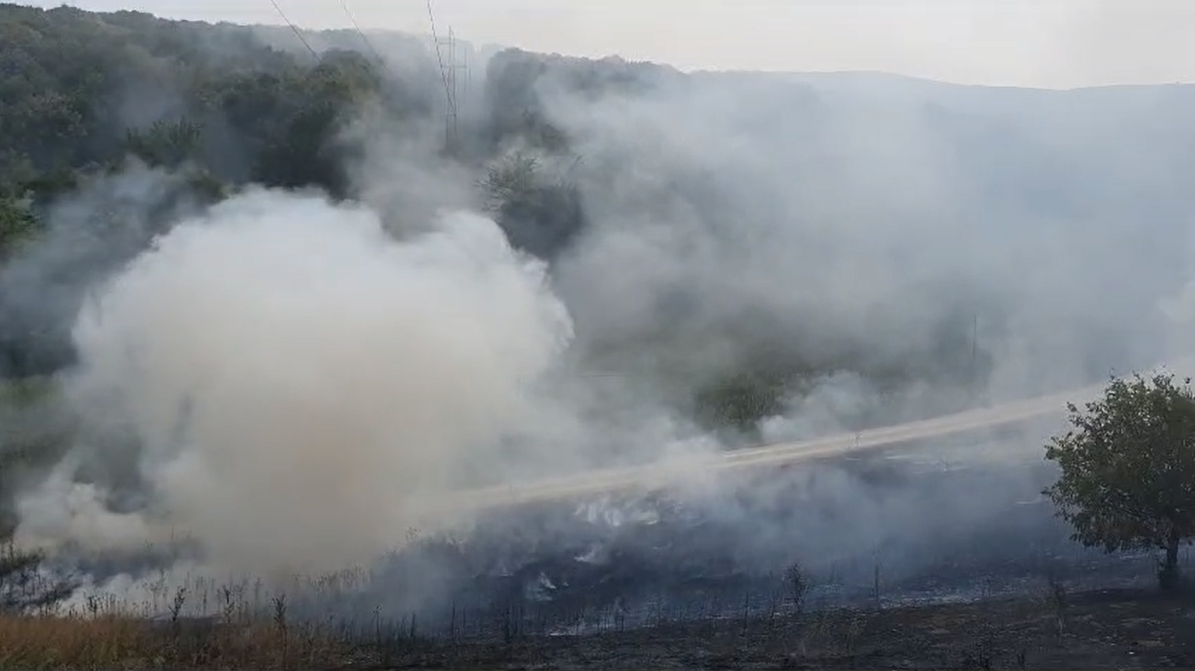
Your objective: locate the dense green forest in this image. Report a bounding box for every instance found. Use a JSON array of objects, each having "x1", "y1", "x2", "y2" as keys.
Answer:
[
  {"x1": 0, "y1": 8, "x2": 342, "y2": 263},
  {"x1": 0, "y1": 4, "x2": 606, "y2": 375},
  {"x1": 0, "y1": 4, "x2": 409, "y2": 203},
  {"x1": 0, "y1": 5, "x2": 374, "y2": 382},
  {"x1": 0, "y1": 3, "x2": 659, "y2": 229}
]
